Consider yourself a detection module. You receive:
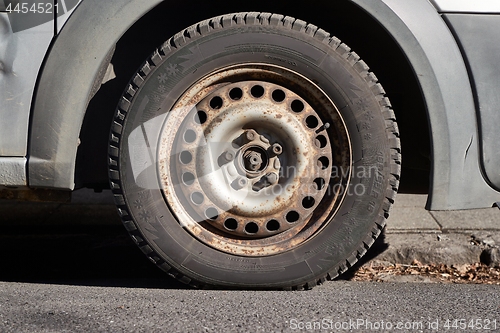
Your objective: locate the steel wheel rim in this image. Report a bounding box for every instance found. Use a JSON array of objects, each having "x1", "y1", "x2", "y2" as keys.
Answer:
[{"x1": 158, "y1": 64, "x2": 352, "y2": 256}]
